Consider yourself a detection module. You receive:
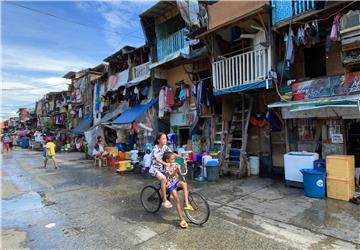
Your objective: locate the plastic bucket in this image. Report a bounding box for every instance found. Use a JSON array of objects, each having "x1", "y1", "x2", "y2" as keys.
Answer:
[
  {"x1": 206, "y1": 160, "x2": 219, "y2": 181},
  {"x1": 249, "y1": 156, "x2": 260, "y2": 175},
  {"x1": 300, "y1": 168, "x2": 326, "y2": 199},
  {"x1": 130, "y1": 150, "x2": 139, "y2": 162}
]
